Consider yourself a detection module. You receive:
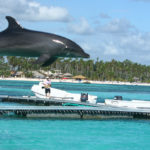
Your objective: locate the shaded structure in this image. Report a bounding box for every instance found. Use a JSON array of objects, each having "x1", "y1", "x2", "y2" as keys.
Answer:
[
  {"x1": 73, "y1": 75, "x2": 87, "y2": 81},
  {"x1": 15, "y1": 71, "x2": 24, "y2": 78},
  {"x1": 63, "y1": 73, "x2": 72, "y2": 79},
  {"x1": 31, "y1": 71, "x2": 45, "y2": 79}
]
